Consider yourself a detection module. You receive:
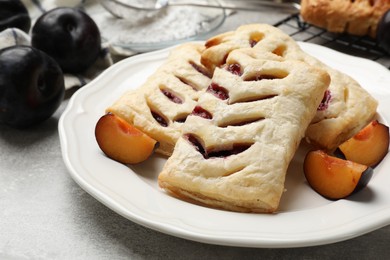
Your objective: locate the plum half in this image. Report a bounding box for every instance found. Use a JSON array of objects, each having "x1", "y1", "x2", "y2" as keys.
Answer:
[
  {"x1": 304, "y1": 150, "x2": 373, "y2": 200},
  {"x1": 338, "y1": 120, "x2": 389, "y2": 167},
  {"x1": 95, "y1": 113, "x2": 158, "y2": 164}
]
